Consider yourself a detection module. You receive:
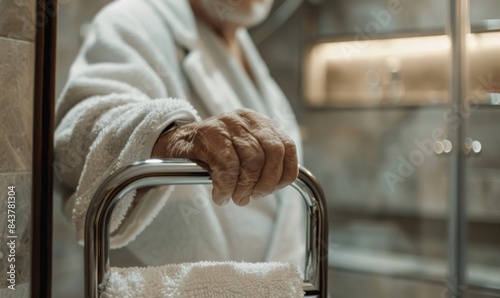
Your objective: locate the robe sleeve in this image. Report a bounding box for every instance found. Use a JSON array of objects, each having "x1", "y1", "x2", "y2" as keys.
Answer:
[{"x1": 54, "y1": 1, "x2": 200, "y2": 247}]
